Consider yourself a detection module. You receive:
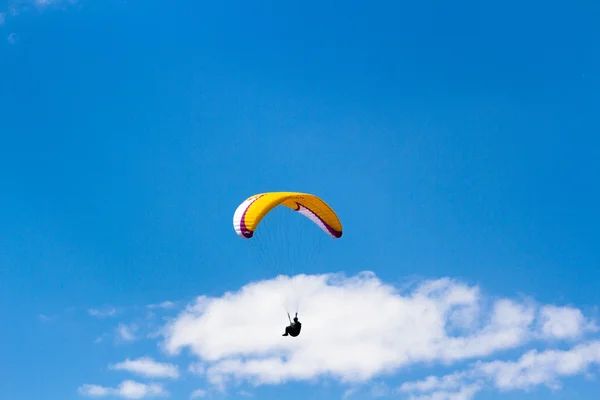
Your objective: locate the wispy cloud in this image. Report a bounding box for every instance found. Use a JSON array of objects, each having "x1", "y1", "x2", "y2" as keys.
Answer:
[
  {"x1": 343, "y1": 387, "x2": 358, "y2": 399},
  {"x1": 110, "y1": 357, "x2": 180, "y2": 379},
  {"x1": 78, "y1": 380, "x2": 168, "y2": 399},
  {"x1": 370, "y1": 382, "x2": 390, "y2": 398},
  {"x1": 188, "y1": 362, "x2": 205, "y2": 375},
  {"x1": 190, "y1": 389, "x2": 207, "y2": 398},
  {"x1": 399, "y1": 340, "x2": 600, "y2": 399},
  {"x1": 0, "y1": 0, "x2": 80, "y2": 38},
  {"x1": 116, "y1": 323, "x2": 138, "y2": 342},
  {"x1": 38, "y1": 313, "x2": 54, "y2": 322},
  {"x1": 35, "y1": 0, "x2": 61, "y2": 5},
  {"x1": 405, "y1": 383, "x2": 483, "y2": 400},
  {"x1": 400, "y1": 371, "x2": 471, "y2": 393},
  {"x1": 478, "y1": 340, "x2": 600, "y2": 390},
  {"x1": 147, "y1": 301, "x2": 177, "y2": 310},
  {"x1": 89, "y1": 308, "x2": 118, "y2": 318}
]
